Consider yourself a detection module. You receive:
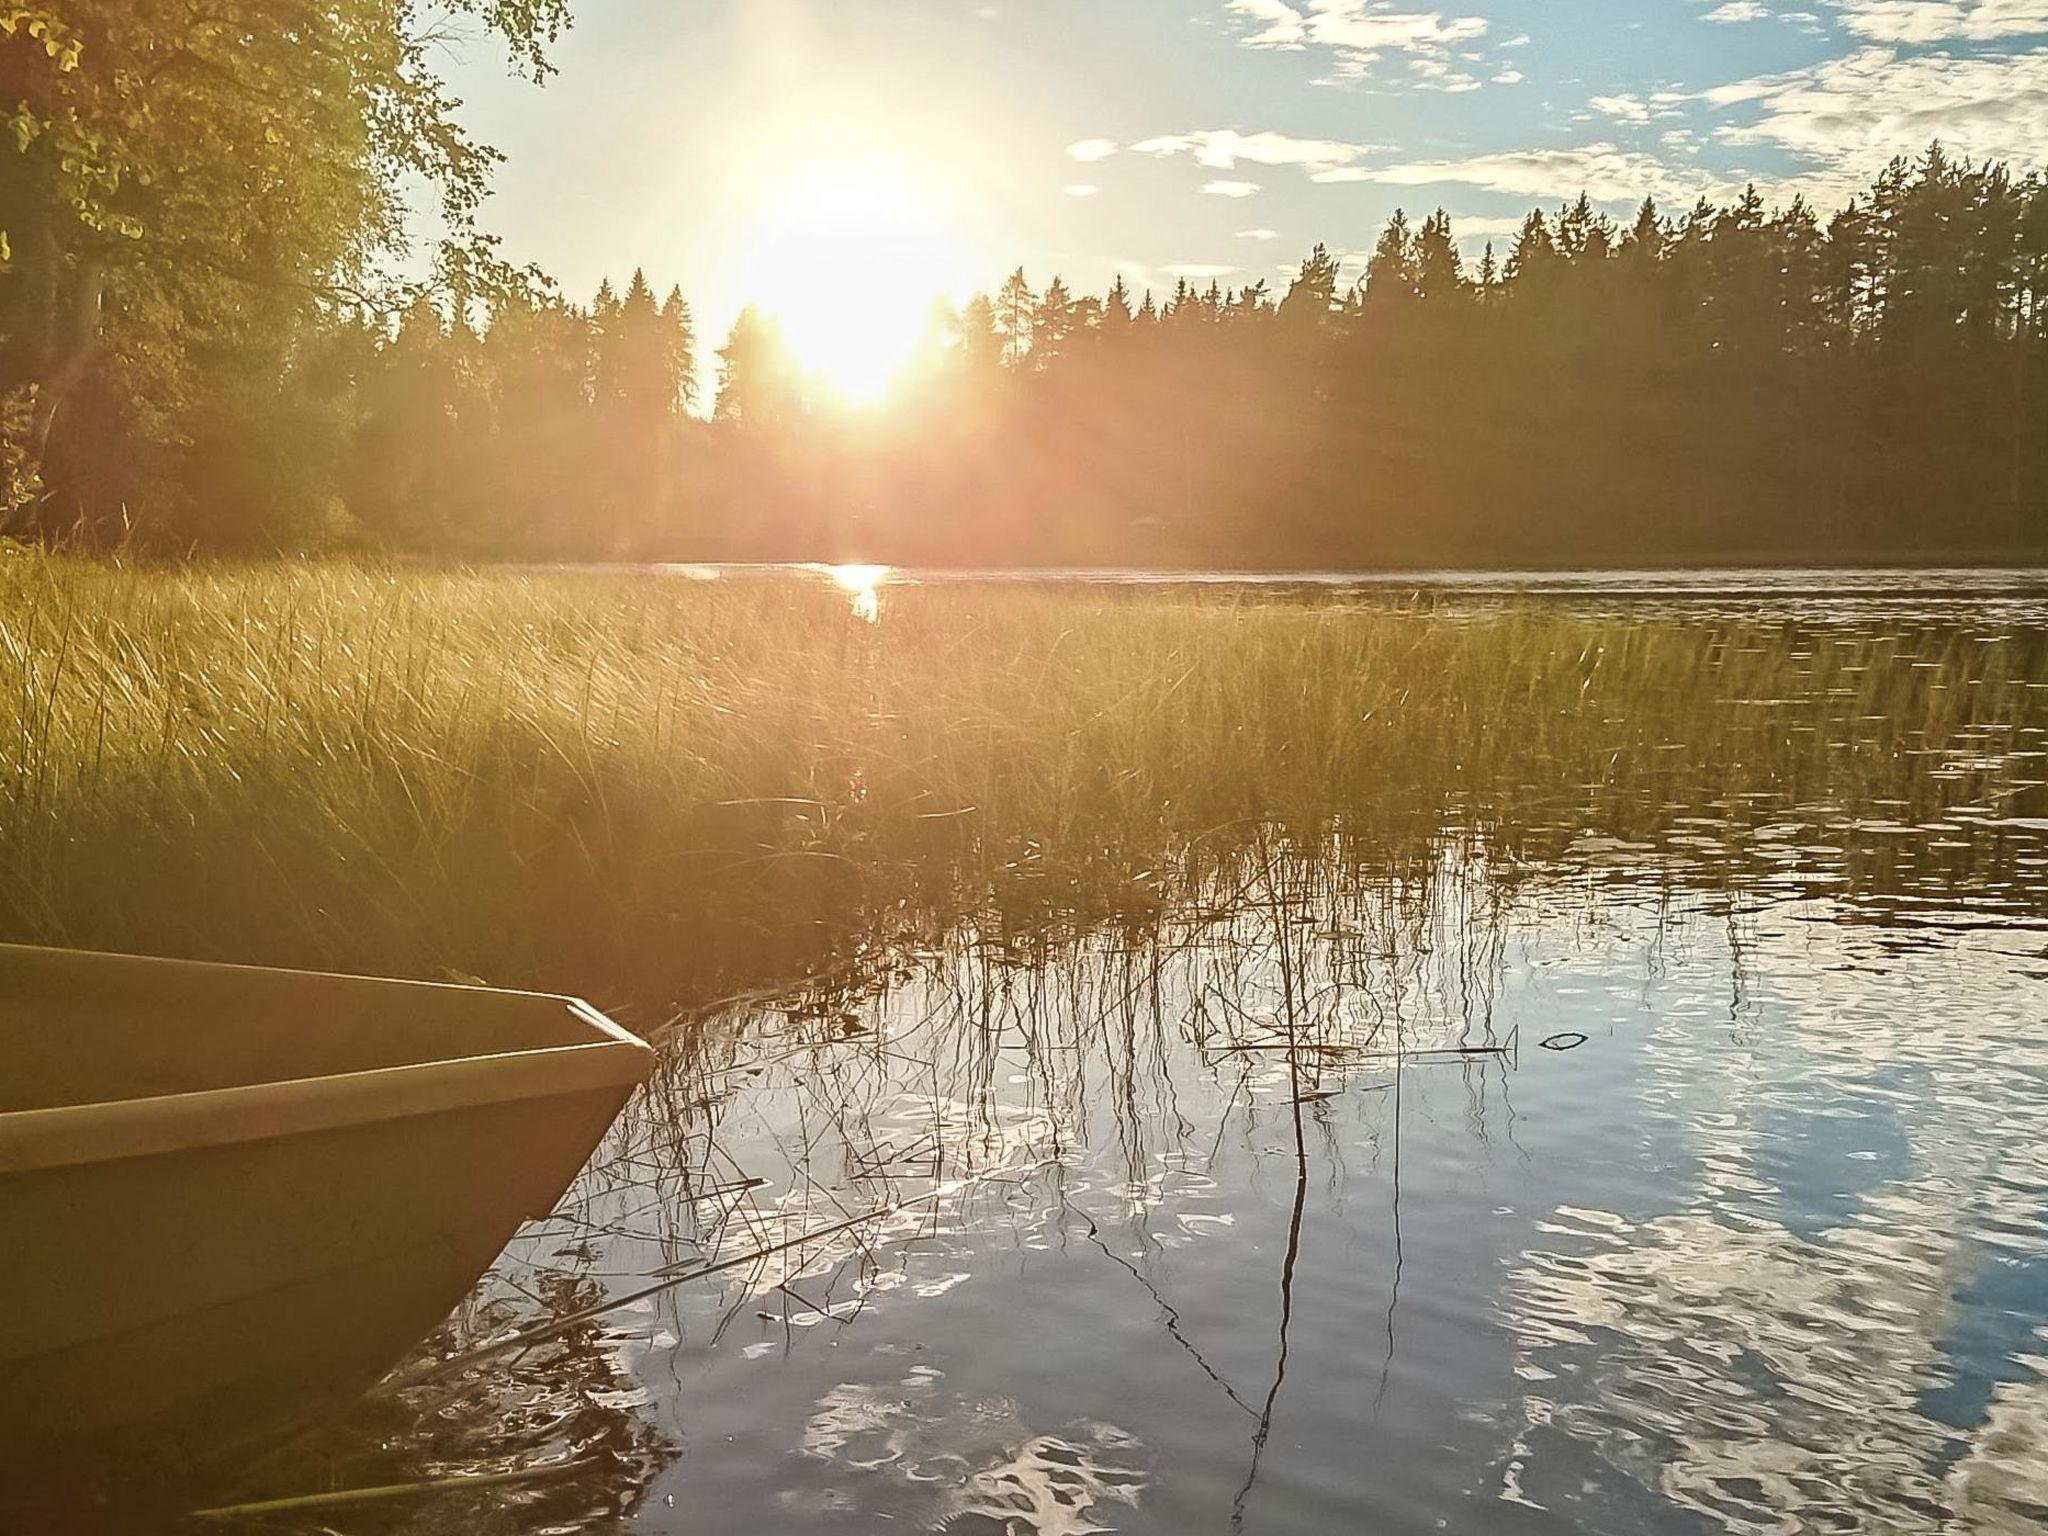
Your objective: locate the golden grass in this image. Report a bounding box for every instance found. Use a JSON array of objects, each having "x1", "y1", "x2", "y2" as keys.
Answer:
[{"x1": 1, "y1": 551, "x2": 2035, "y2": 1025}]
